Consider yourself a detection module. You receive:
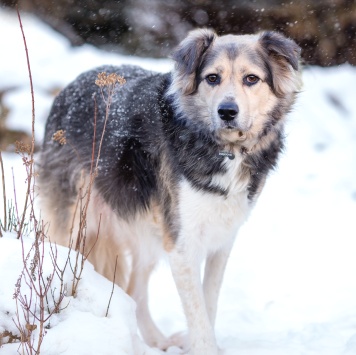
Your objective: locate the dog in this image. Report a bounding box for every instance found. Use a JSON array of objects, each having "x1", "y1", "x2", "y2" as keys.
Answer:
[{"x1": 38, "y1": 28, "x2": 301, "y2": 354}]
